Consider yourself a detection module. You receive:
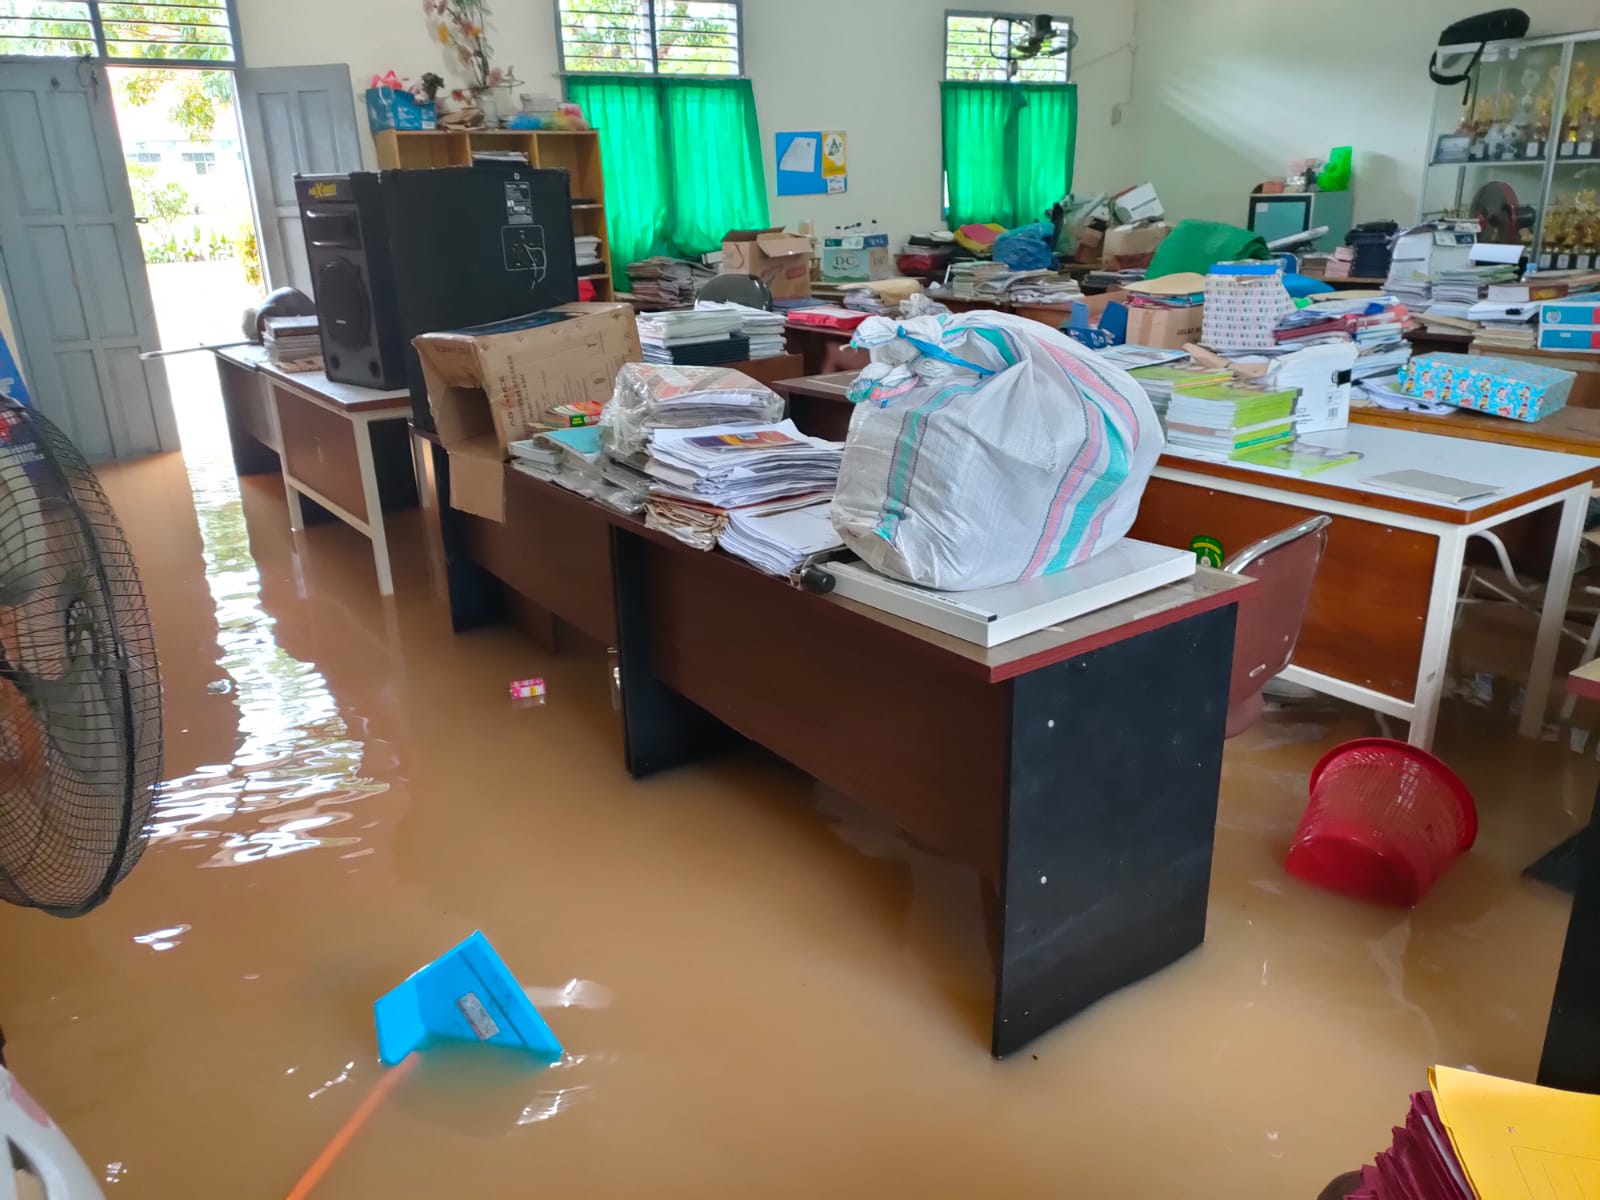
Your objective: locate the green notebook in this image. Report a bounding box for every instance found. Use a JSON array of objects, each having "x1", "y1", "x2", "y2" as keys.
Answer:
[{"x1": 1235, "y1": 442, "x2": 1363, "y2": 475}]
